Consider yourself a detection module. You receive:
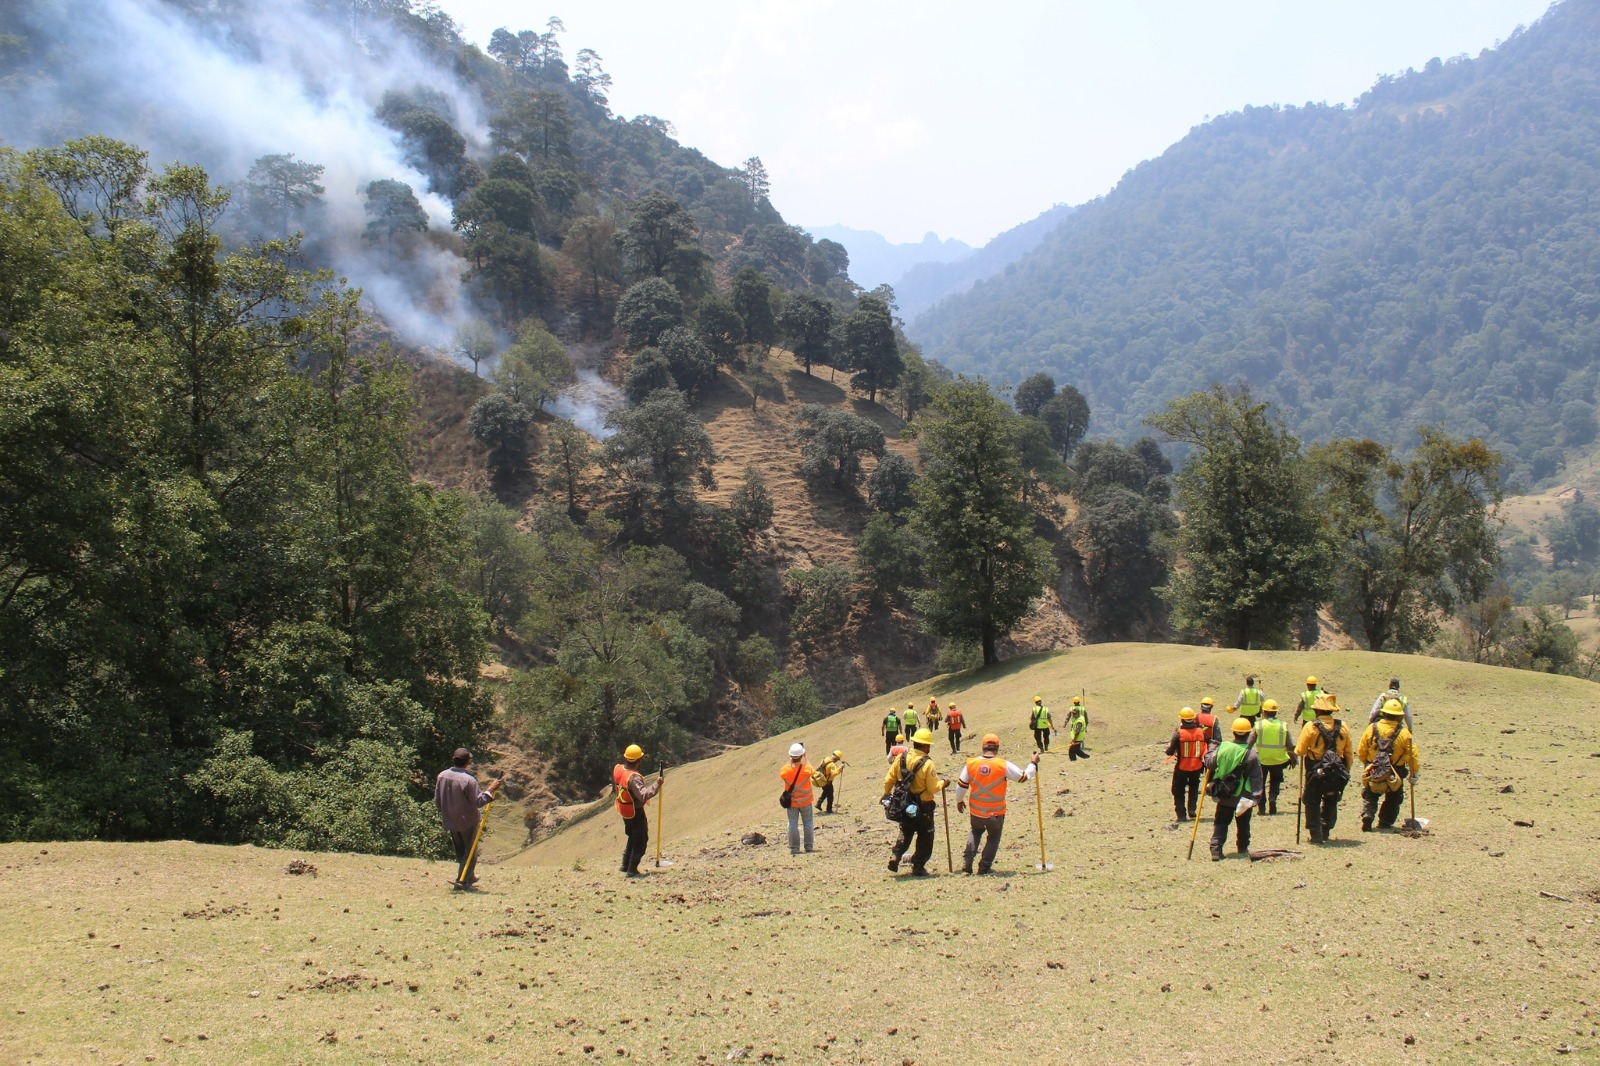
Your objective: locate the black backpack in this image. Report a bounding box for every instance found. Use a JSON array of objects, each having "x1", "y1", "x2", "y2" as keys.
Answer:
[
  {"x1": 1310, "y1": 721, "x2": 1350, "y2": 787},
  {"x1": 882, "y1": 752, "x2": 929, "y2": 824}
]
